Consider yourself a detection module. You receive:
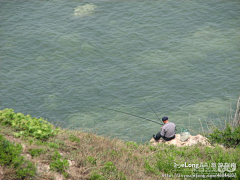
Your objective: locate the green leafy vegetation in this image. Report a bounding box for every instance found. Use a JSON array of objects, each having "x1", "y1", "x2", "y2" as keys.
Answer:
[
  {"x1": 144, "y1": 160, "x2": 157, "y2": 174},
  {"x1": 69, "y1": 134, "x2": 80, "y2": 143},
  {"x1": 0, "y1": 135, "x2": 22, "y2": 165},
  {"x1": 0, "y1": 134, "x2": 36, "y2": 179},
  {"x1": 103, "y1": 161, "x2": 116, "y2": 172},
  {"x1": 126, "y1": 141, "x2": 138, "y2": 149},
  {"x1": 89, "y1": 171, "x2": 105, "y2": 180},
  {"x1": 100, "y1": 161, "x2": 126, "y2": 180},
  {"x1": 28, "y1": 148, "x2": 46, "y2": 158},
  {"x1": 0, "y1": 108, "x2": 59, "y2": 140},
  {"x1": 208, "y1": 124, "x2": 240, "y2": 148},
  {"x1": 87, "y1": 156, "x2": 97, "y2": 165},
  {"x1": 47, "y1": 142, "x2": 60, "y2": 149},
  {"x1": 50, "y1": 151, "x2": 69, "y2": 178},
  {"x1": 147, "y1": 143, "x2": 240, "y2": 178}
]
